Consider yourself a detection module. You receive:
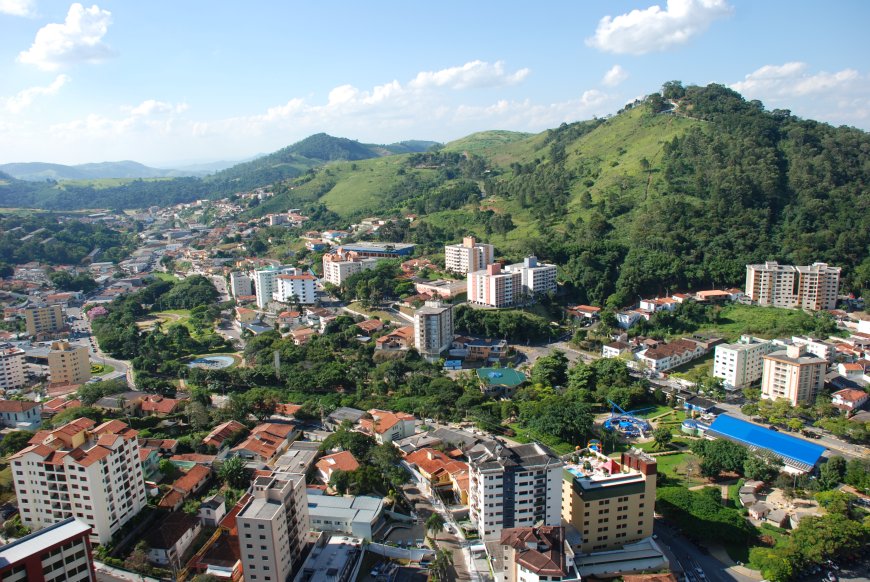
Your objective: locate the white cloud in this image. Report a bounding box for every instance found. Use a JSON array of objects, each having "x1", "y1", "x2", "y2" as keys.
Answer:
[
  {"x1": 3, "y1": 74, "x2": 69, "y2": 113},
  {"x1": 51, "y1": 99, "x2": 188, "y2": 137},
  {"x1": 126, "y1": 99, "x2": 189, "y2": 117},
  {"x1": 602, "y1": 65, "x2": 629, "y2": 87},
  {"x1": 587, "y1": 0, "x2": 732, "y2": 55},
  {"x1": 732, "y1": 62, "x2": 859, "y2": 97},
  {"x1": 409, "y1": 60, "x2": 530, "y2": 90},
  {"x1": 0, "y1": 0, "x2": 35, "y2": 17},
  {"x1": 18, "y1": 3, "x2": 113, "y2": 70}
]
